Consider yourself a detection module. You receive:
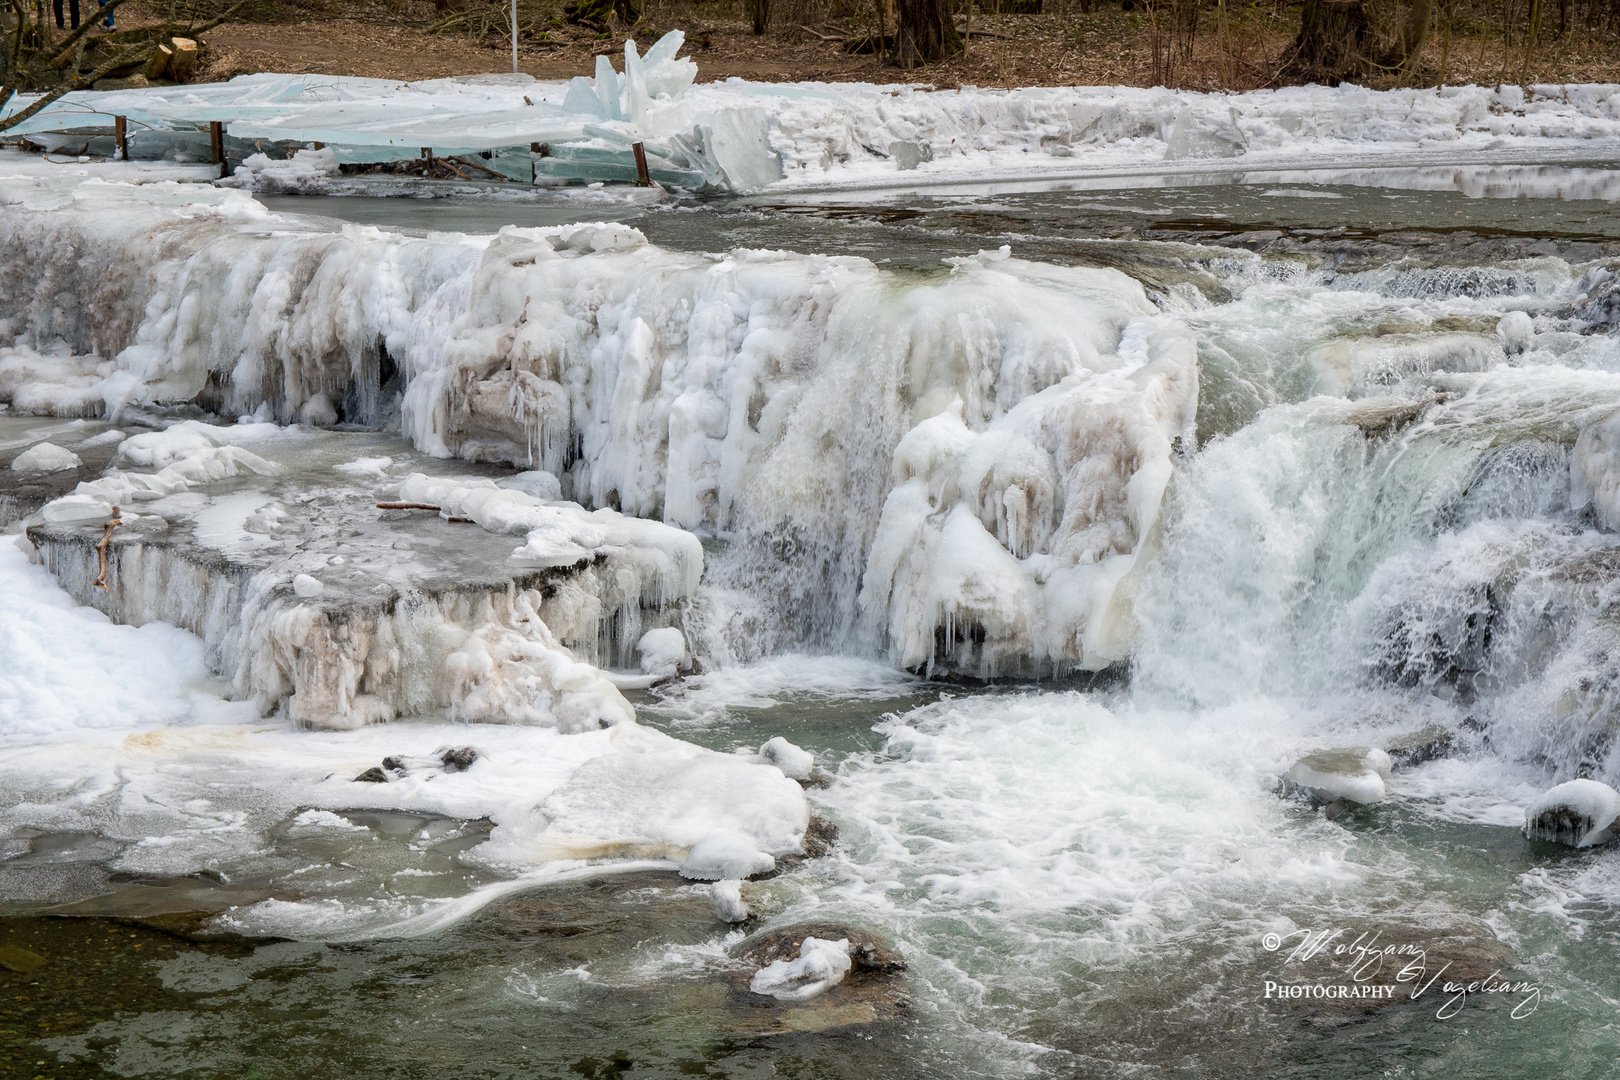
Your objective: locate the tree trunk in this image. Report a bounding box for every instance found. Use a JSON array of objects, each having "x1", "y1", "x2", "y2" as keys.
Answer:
[
  {"x1": 896, "y1": 0, "x2": 961, "y2": 67},
  {"x1": 1289, "y1": 0, "x2": 1370, "y2": 82},
  {"x1": 752, "y1": 0, "x2": 769, "y2": 34},
  {"x1": 1387, "y1": 0, "x2": 1432, "y2": 73}
]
